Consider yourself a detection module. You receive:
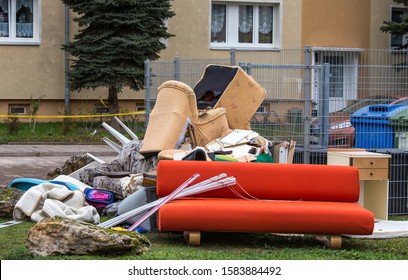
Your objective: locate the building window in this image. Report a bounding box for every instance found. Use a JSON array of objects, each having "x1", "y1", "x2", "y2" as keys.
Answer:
[
  {"x1": 94, "y1": 105, "x2": 109, "y2": 114},
  {"x1": 390, "y1": 7, "x2": 408, "y2": 49},
  {"x1": 211, "y1": 1, "x2": 281, "y2": 50},
  {"x1": 256, "y1": 105, "x2": 265, "y2": 113},
  {"x1": 9, "y1": 104, "x2": 28, "y2": 114},
  {"x1": 0, "y1": 0, "x2": 41, "y2": 45}
]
